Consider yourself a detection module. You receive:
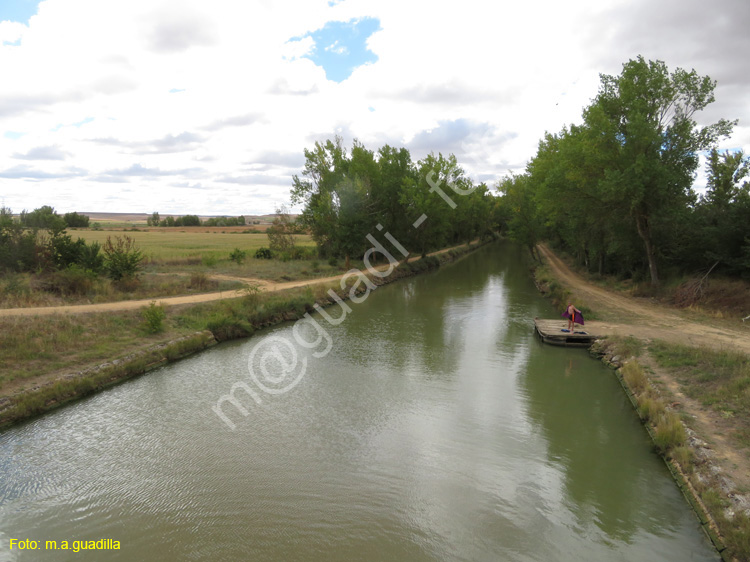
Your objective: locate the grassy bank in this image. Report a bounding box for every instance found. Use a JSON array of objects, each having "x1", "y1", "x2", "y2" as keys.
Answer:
[
  {"x1": 592, "y1": 337, "x2": 750, "y2": 561},
  {"x1": 0, "y1": 244, "x2": 473, "y2": 429}
]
